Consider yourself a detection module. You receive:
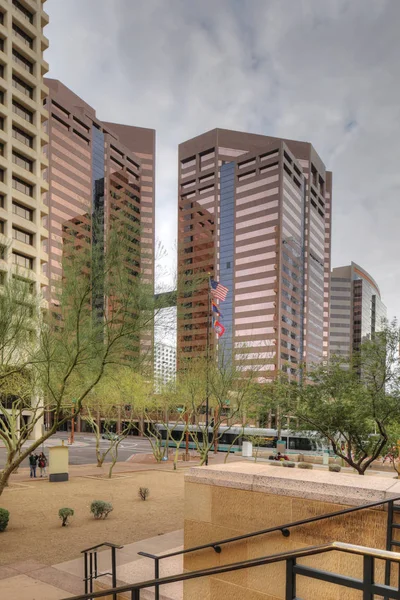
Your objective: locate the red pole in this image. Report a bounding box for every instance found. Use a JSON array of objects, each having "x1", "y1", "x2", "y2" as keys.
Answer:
[{"x1": 71, "y1": 406, "x2": 75, "y2": 444}]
